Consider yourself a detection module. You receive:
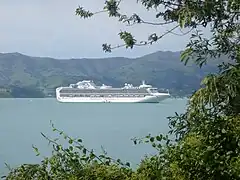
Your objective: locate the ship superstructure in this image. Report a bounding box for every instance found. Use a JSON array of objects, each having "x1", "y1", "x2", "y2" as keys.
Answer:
[{"x1": 56, "y1": 80, "x2": 170, "y2": 103}]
